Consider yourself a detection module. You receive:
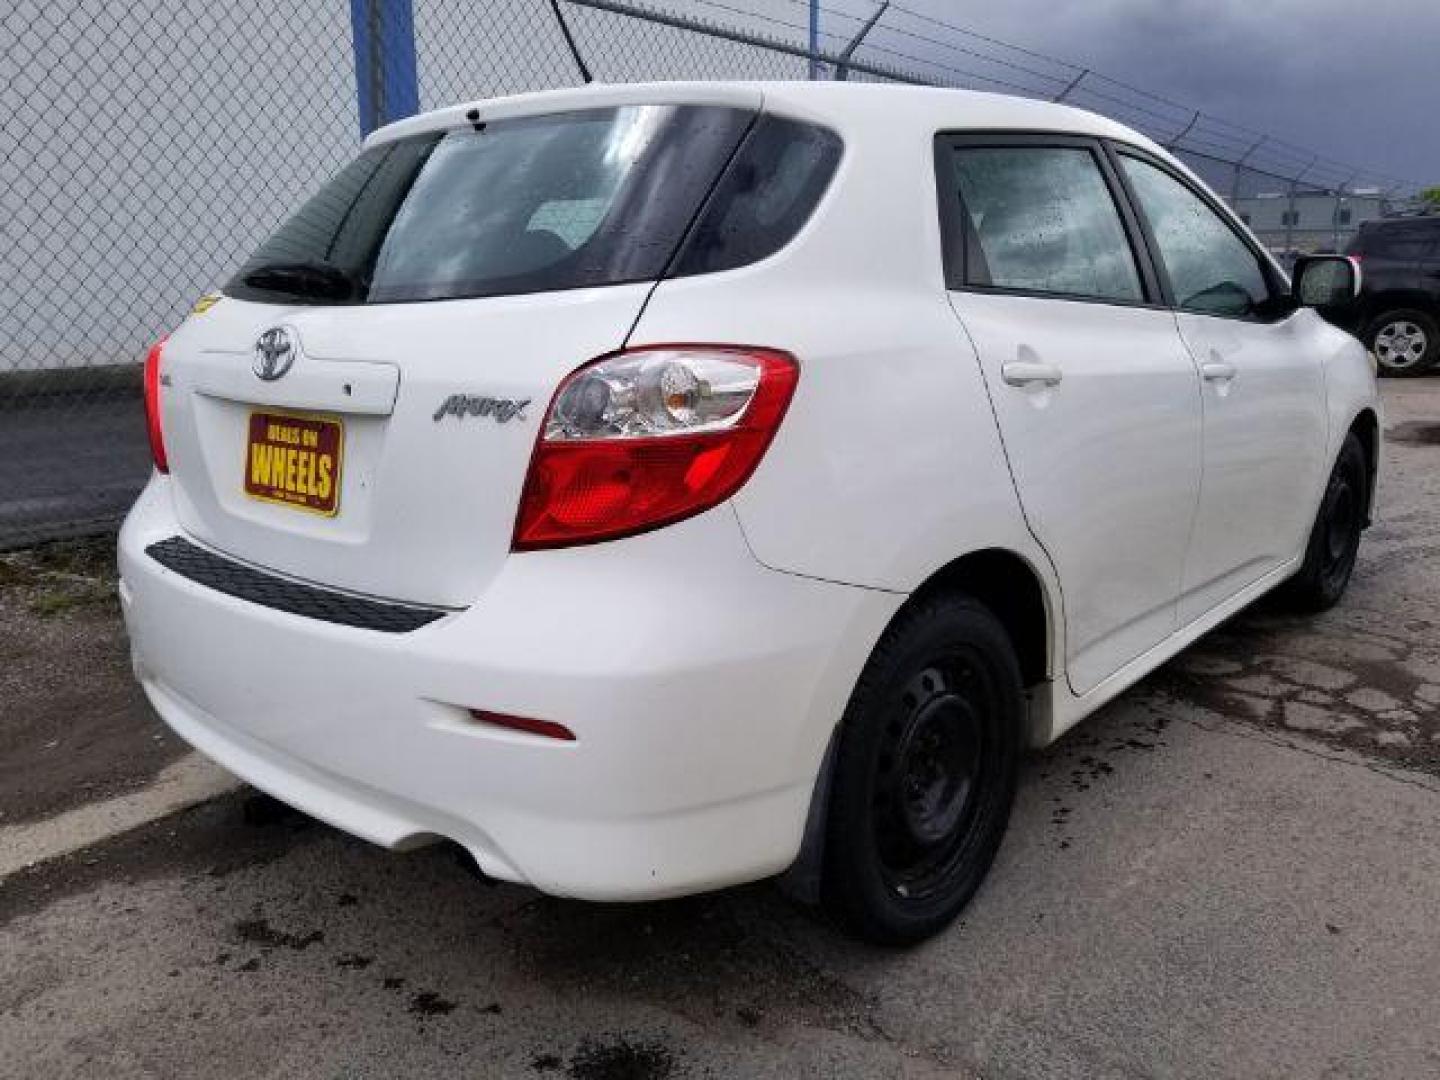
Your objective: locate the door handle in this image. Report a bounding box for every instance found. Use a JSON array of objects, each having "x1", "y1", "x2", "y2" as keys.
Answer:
[
  {"x1": 1201, "y1": 361, "x2": 1237, "y2": 382},
  {"x1": 1001, "y1": 361, "x2": 1063, "y2": 387}
]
